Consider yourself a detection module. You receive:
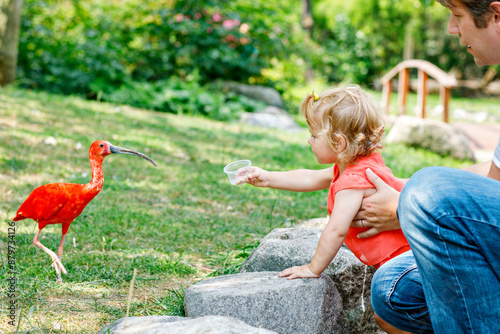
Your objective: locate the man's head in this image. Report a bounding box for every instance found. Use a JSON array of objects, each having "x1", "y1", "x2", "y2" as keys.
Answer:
[
  {"x1": 437, "y1": 0, "x2": 500, "y2": 65},
  {"x1": 437, "y1": 0, "x2": 497, "y2": 28}
]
